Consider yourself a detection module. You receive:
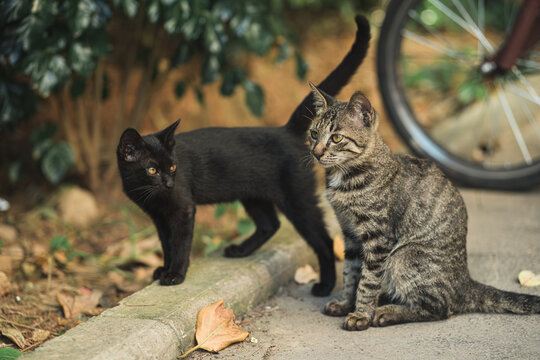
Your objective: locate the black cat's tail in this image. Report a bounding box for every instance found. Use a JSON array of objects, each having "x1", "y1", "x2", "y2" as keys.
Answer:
[
  {"x1": 284, "y1": 15, "x2": 371, "y2": 136},
  {"x1": 466, "y1": 279, "x2": 540, "y2": 314}
]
